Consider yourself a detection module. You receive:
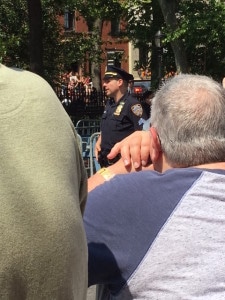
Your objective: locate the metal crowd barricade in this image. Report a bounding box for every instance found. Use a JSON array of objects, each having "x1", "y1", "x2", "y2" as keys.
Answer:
[
  {"x1": 75, "y1": 119, "x2": 101, "y2": 177},
  {"x1": 75, "y1": 119, "x2": 100, "y2": 136},
  {"x1": 76, "y1": 133, "x2": 82, "y2": 152},
  {"x1": 89, "y1": 132, "x2": 101, "y2": 176}
]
